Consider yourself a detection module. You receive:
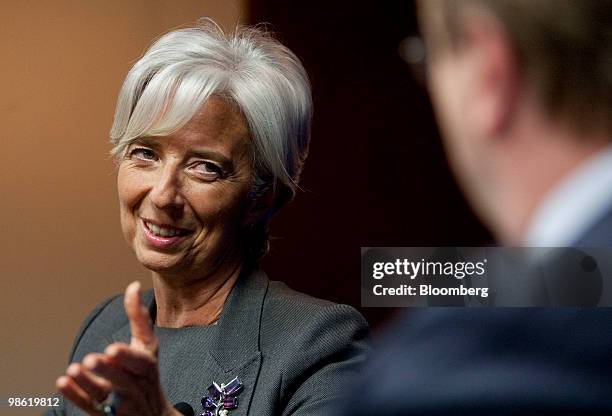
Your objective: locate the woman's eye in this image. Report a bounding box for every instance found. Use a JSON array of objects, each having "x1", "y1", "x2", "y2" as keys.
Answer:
[
  {"x1": 130, "y1": 147, "x2": 156, "y2": 161},
  {"x1": 193, "y1": 161, "x2": 223, "y2": 179}
]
